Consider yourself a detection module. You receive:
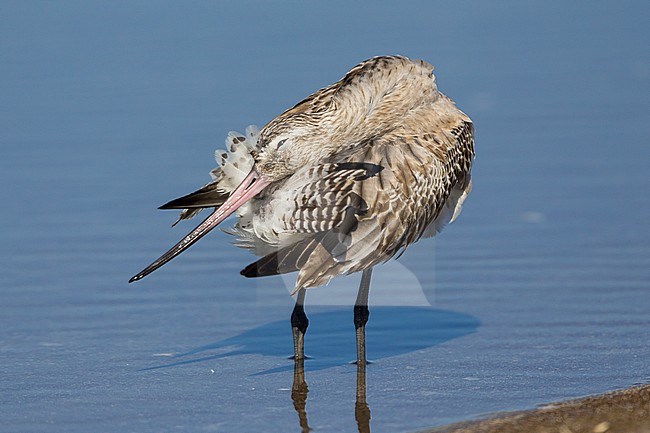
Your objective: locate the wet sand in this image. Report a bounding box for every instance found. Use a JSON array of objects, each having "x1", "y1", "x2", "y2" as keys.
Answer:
[{"x1": 421, "y1": 384, "x2": 650, "y2": 433}]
